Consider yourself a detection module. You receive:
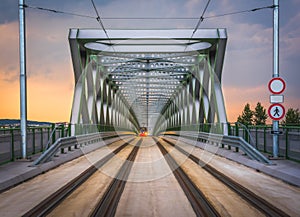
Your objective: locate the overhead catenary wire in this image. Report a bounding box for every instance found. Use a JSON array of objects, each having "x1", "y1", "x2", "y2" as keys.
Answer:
[
  {"x1": 186, "y1": 2, "x2": 275, "y2": 51},
  {"x1": 192, "y1": 0, "x2": 212, "y2": 36},
  {"x1": 22, "y1": 4, "x2": 96, "y2": 19},
  {"x1": 204, "y1": 5, "x2": 276, "y2": 20},
  {"x1": 22, "y1": 2, "x2": 275, "y2": 55},
  {"x1": 185, "y1": 0, "x2": 211, "y2": 52},
  {"x1": 90, "y1": 0, "x2": 107, "y2": 34},
  {"x1": 21, "y1": 3, "x2": 276, "y2": 22},
  {"x1": 90, "y1": 0, "x2": 113, "y2": 46}
]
